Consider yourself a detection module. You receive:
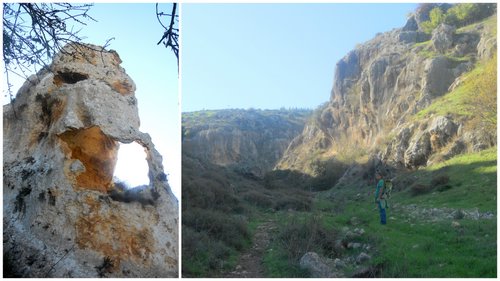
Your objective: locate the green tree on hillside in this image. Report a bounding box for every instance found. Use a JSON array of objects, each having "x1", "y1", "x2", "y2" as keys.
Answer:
[
  {"x1": 469, "y1": 54, "x2": 497, "y2": 138},
  {"x1": 420, "y1": 6, "x2": 445, "y2": 33},
  {"x1": 420, "y1": 3, "x2": 496, "y2": 33}
]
